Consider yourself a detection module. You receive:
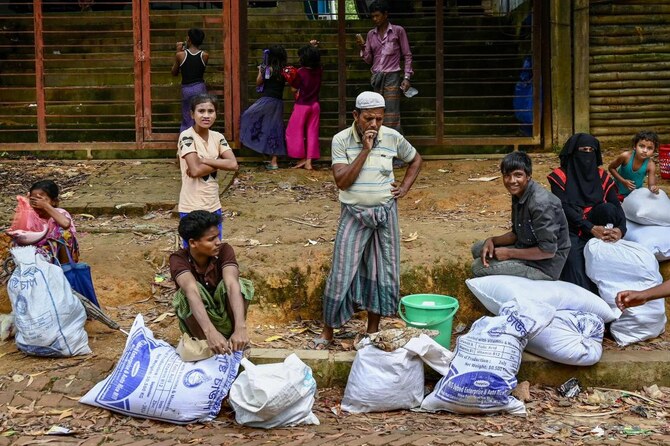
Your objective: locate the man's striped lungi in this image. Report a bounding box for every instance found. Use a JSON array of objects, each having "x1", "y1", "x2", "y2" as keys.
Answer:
[
  {"x1": 370, "y1": 71, "x2": 403, "y2": 133},
  {"x1": 322, "y1": 200, "x2": 400, "y2": 328}
]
